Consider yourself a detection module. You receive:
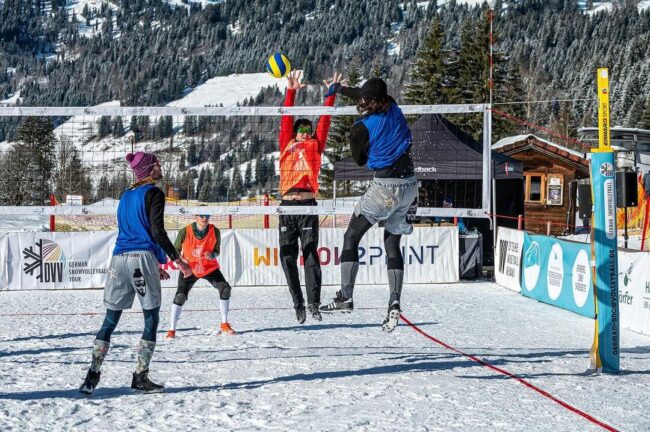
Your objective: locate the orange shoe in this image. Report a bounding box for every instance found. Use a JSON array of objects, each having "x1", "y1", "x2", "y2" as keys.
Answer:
[
  {"x1": 219, "y1": 323, "x2": 236, "y2": 335},
  {"x1": 164, "y1": 330, "x2": 176, "y2": 339}
]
